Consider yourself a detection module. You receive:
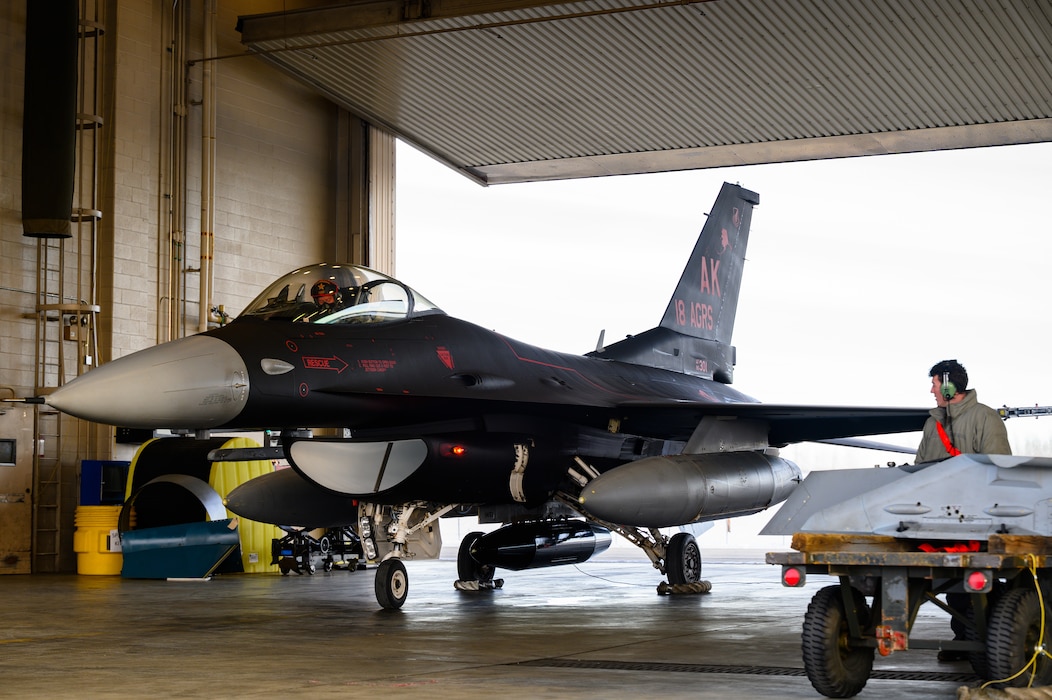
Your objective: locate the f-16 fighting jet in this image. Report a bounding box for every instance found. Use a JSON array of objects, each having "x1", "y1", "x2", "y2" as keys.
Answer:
[{"x1": 44, "y1": 183, "x2": 930, "y2": 608}]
